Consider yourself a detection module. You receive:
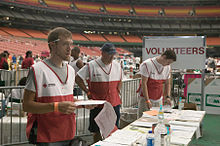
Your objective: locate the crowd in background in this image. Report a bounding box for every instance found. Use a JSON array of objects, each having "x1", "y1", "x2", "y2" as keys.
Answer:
[{"x1": 0, "y1": 49, "x2": 219, "y2": 77}]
